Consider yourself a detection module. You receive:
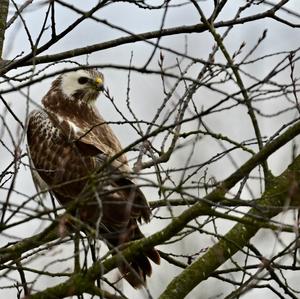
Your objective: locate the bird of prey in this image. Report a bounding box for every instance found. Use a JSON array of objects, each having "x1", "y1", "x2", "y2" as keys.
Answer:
[{"x1": 27, "y1": 68, "x2": 160, "y2": 288}]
